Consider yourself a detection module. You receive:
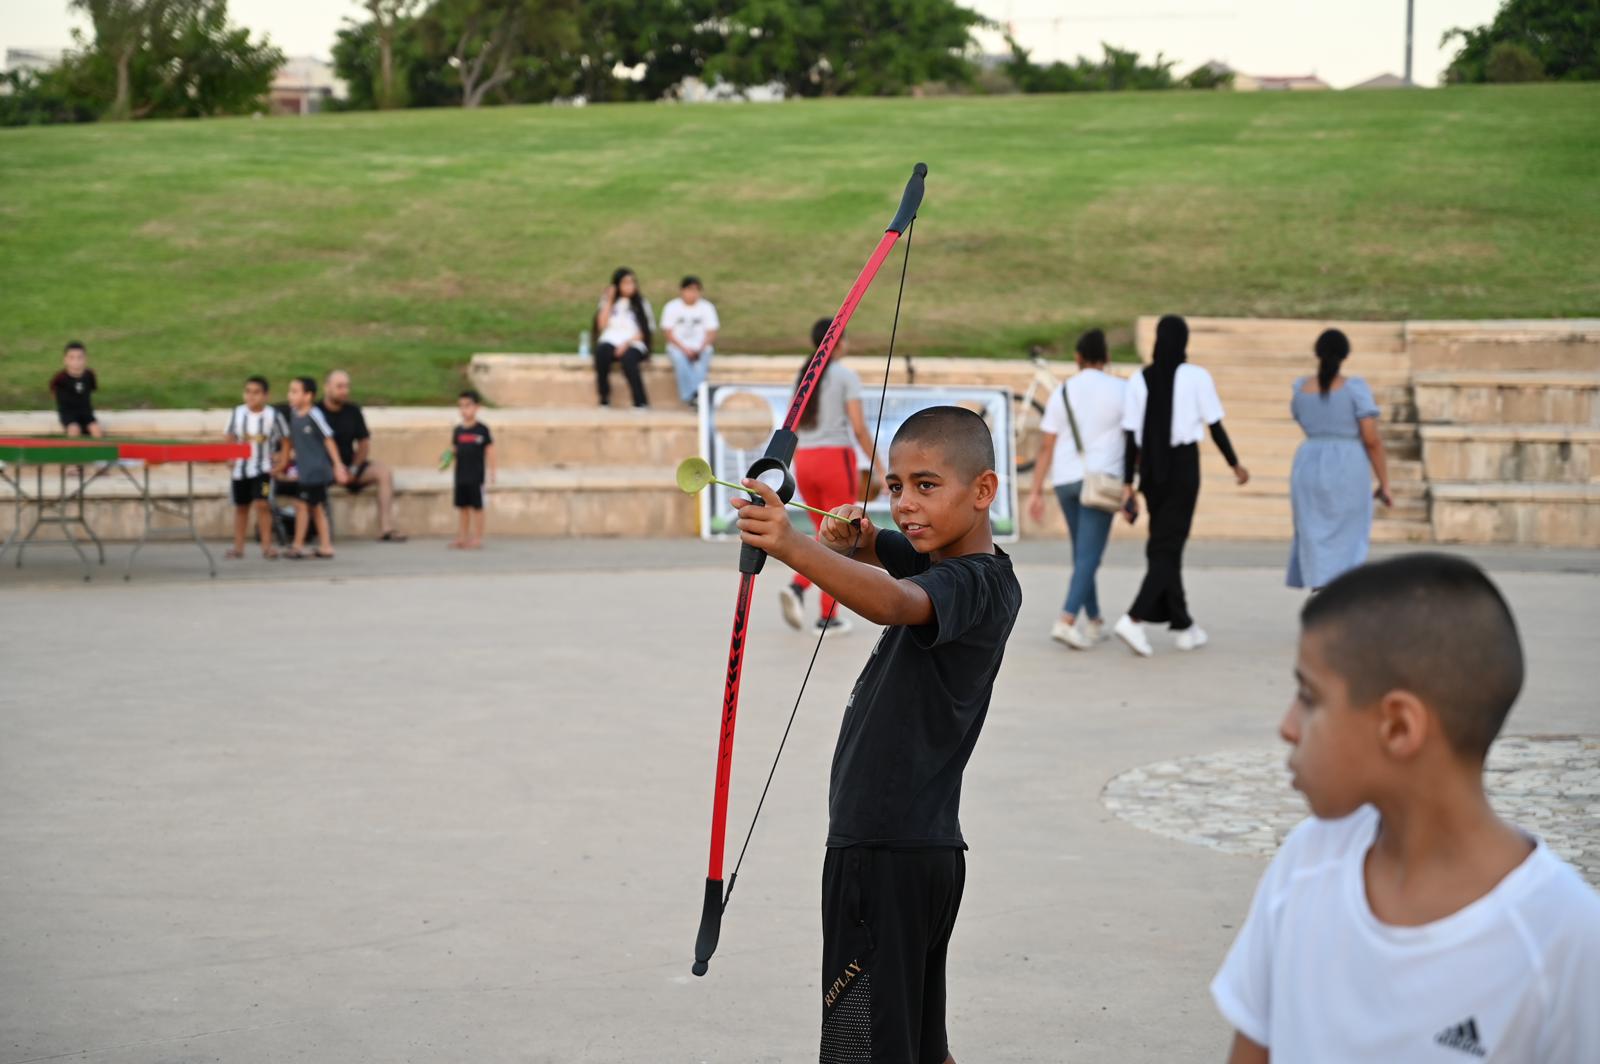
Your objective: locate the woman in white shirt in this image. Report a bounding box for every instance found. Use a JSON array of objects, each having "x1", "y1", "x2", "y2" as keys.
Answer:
[
  {"x1": 775, "y1": 317, "x2": 885, "y2": 636},
  {"x1": 1113, "y1": 315, "x2": 1249, "y2": 657},
  {"x1": 593, "y1": 267, "x2": 656, "y2": 409},
  {"x1": 1025, "y1": 329, "x2": 1127, "y2": 650}
]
